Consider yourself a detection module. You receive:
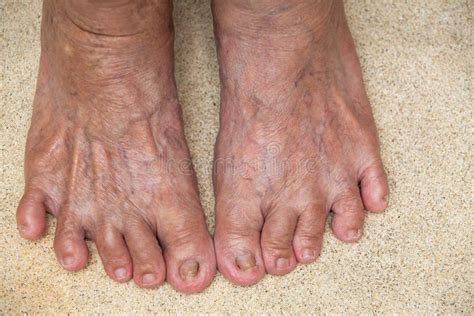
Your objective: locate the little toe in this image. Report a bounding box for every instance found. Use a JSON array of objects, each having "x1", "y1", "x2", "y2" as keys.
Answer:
[
  {"x1": 261, "y1": 208, "x2": 298, "y2": 275},
  {"x1": 53, "y1": 211, "x2": 89, "y2": 271},
  {"x1": 16, "y1": 189, "x2": 48, "y2": 240},
  {"x1": 292, "y1": 205, "x2": 327, "y2": 264},
  {"x1": 95, "y1": 225, "x2": 132, "y2": 283},
  {"x1": 214, "y1": 203, "x2": 265, "y2": 286},
  {"x1": 331, "y1": 188, "x2": 365, "y2": 243},
  {"x1": 360, "y1": 160, "x2": 389, "y2": 212},
  {"x1": 159, "y1": 220, "x2": 216, "y2": 293},
  {"x1": 124, "y1": 218, "x2": 166, "y2": 288}
]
